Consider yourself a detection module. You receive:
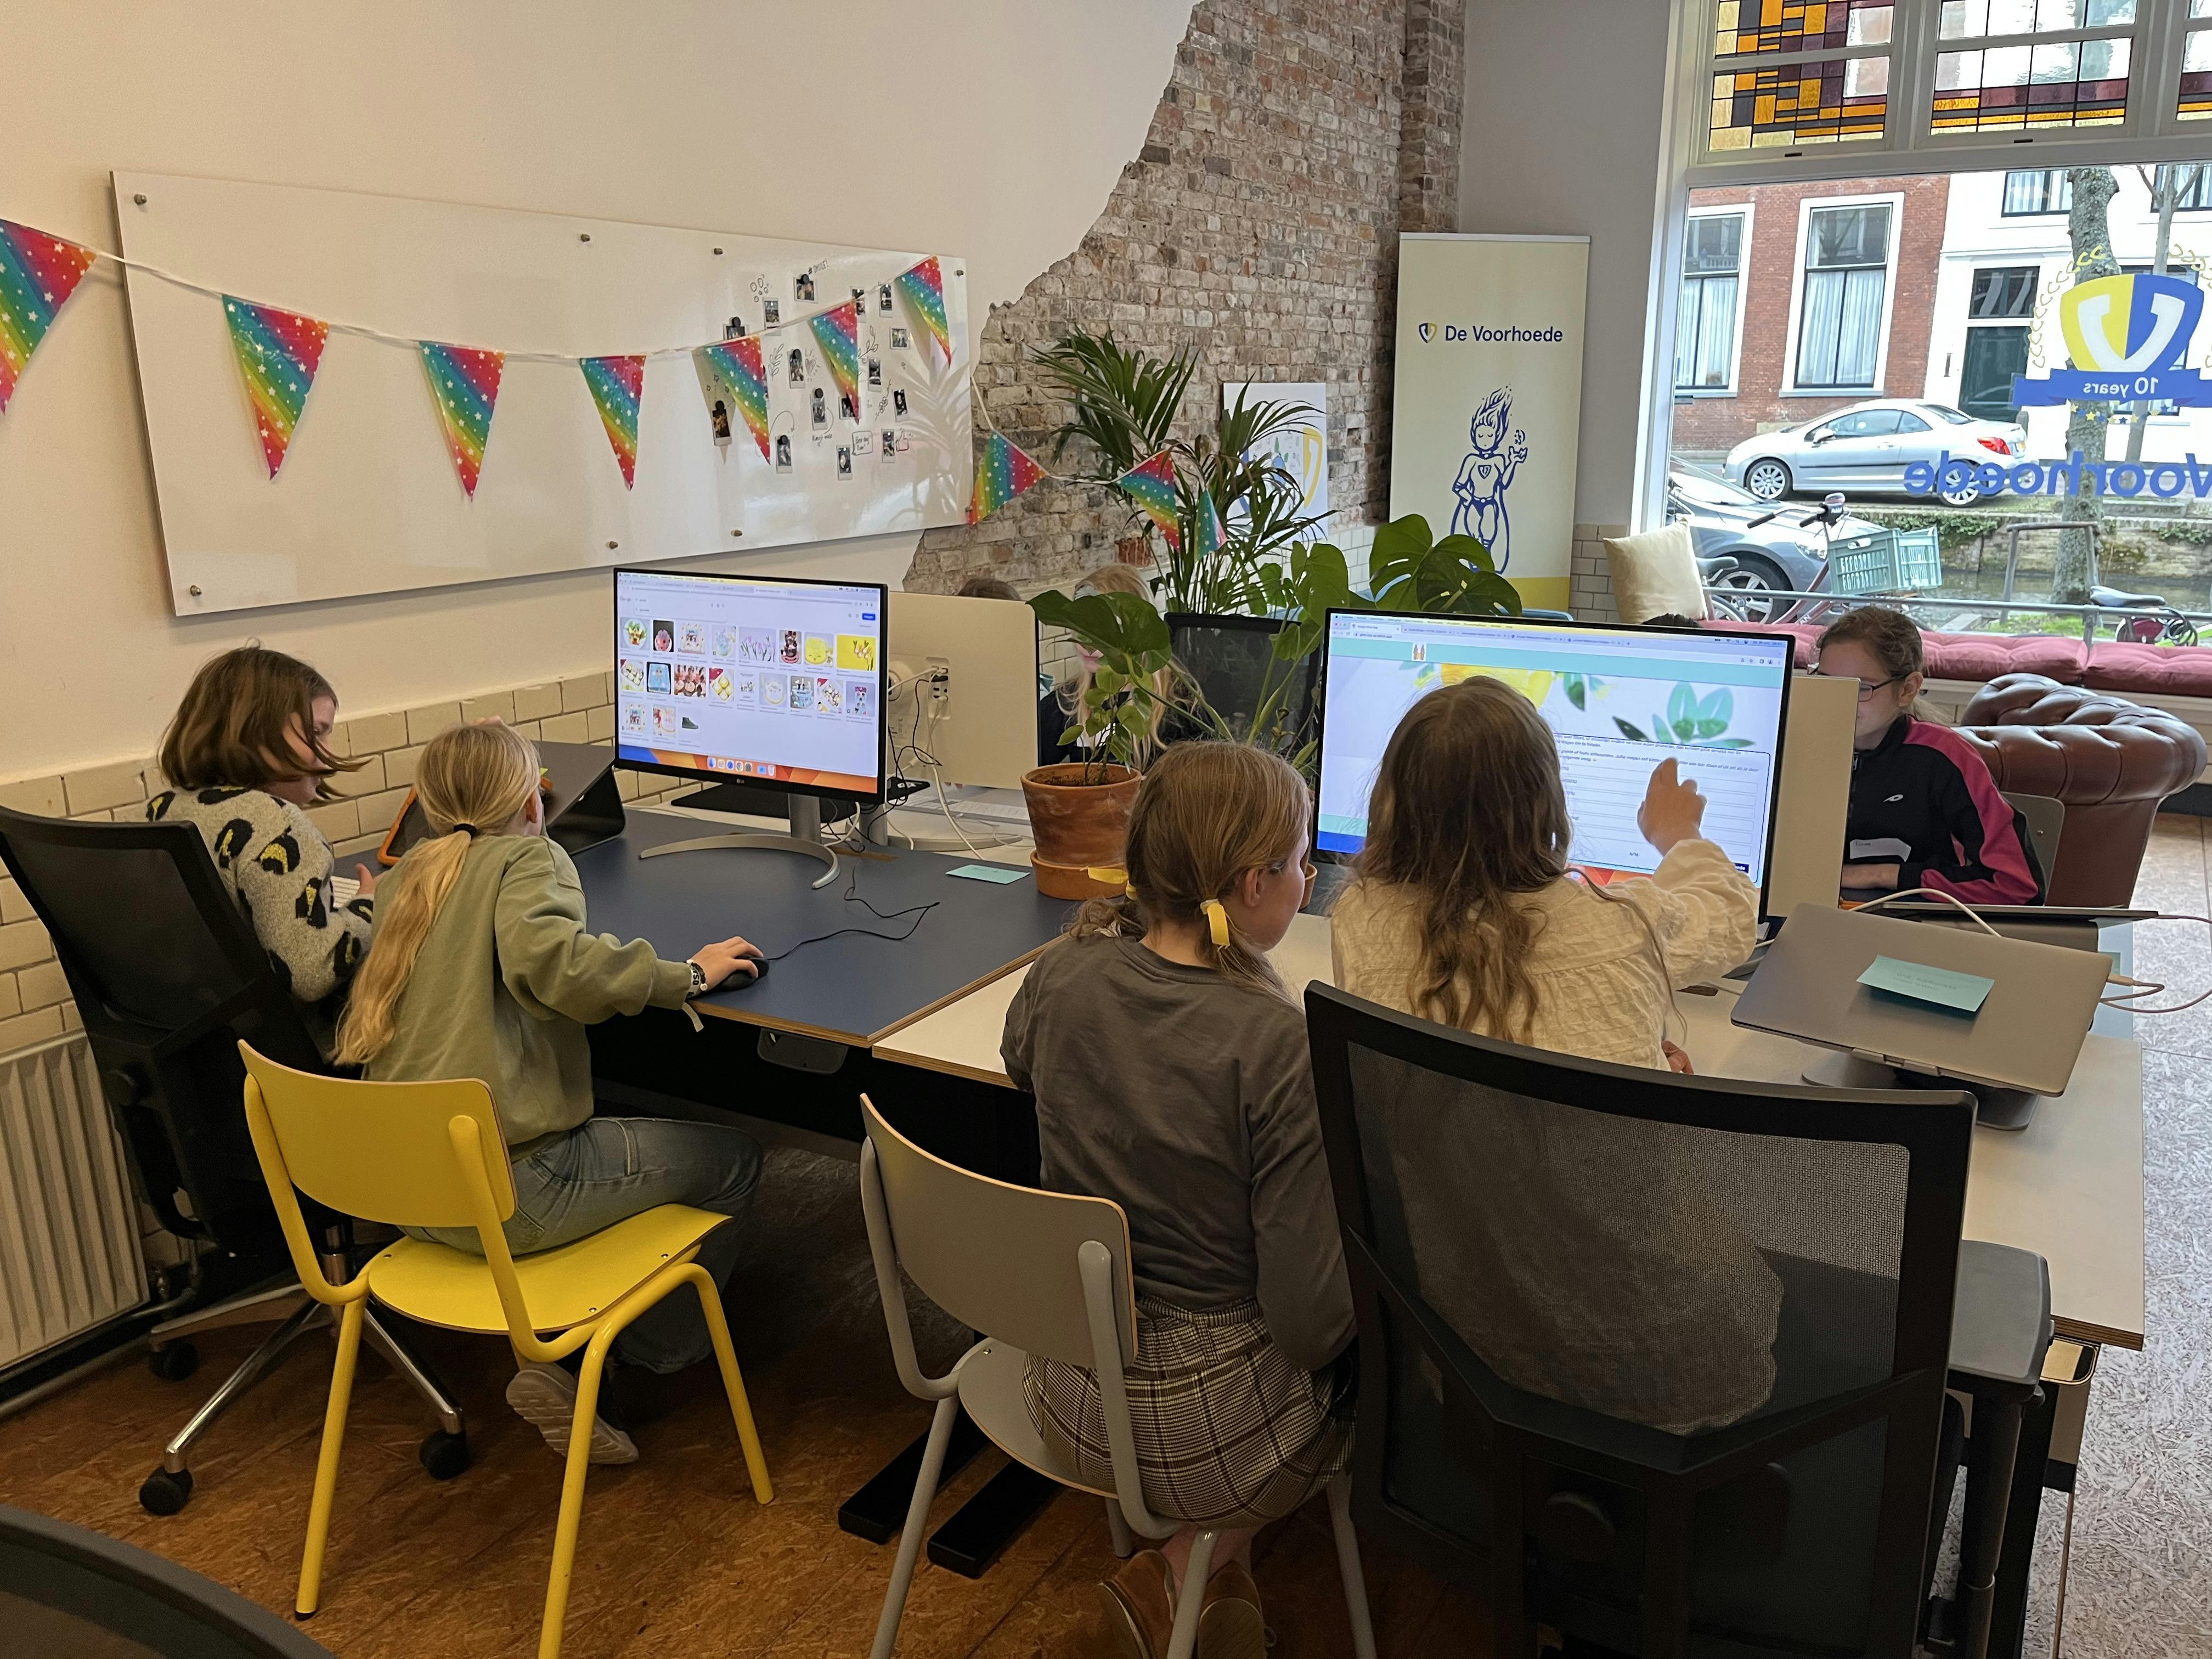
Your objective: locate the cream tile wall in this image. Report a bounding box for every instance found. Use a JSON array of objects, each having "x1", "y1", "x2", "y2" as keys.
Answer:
[{"x1": 0, "y1": 670, "x2": 691, "y2": 1062}]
